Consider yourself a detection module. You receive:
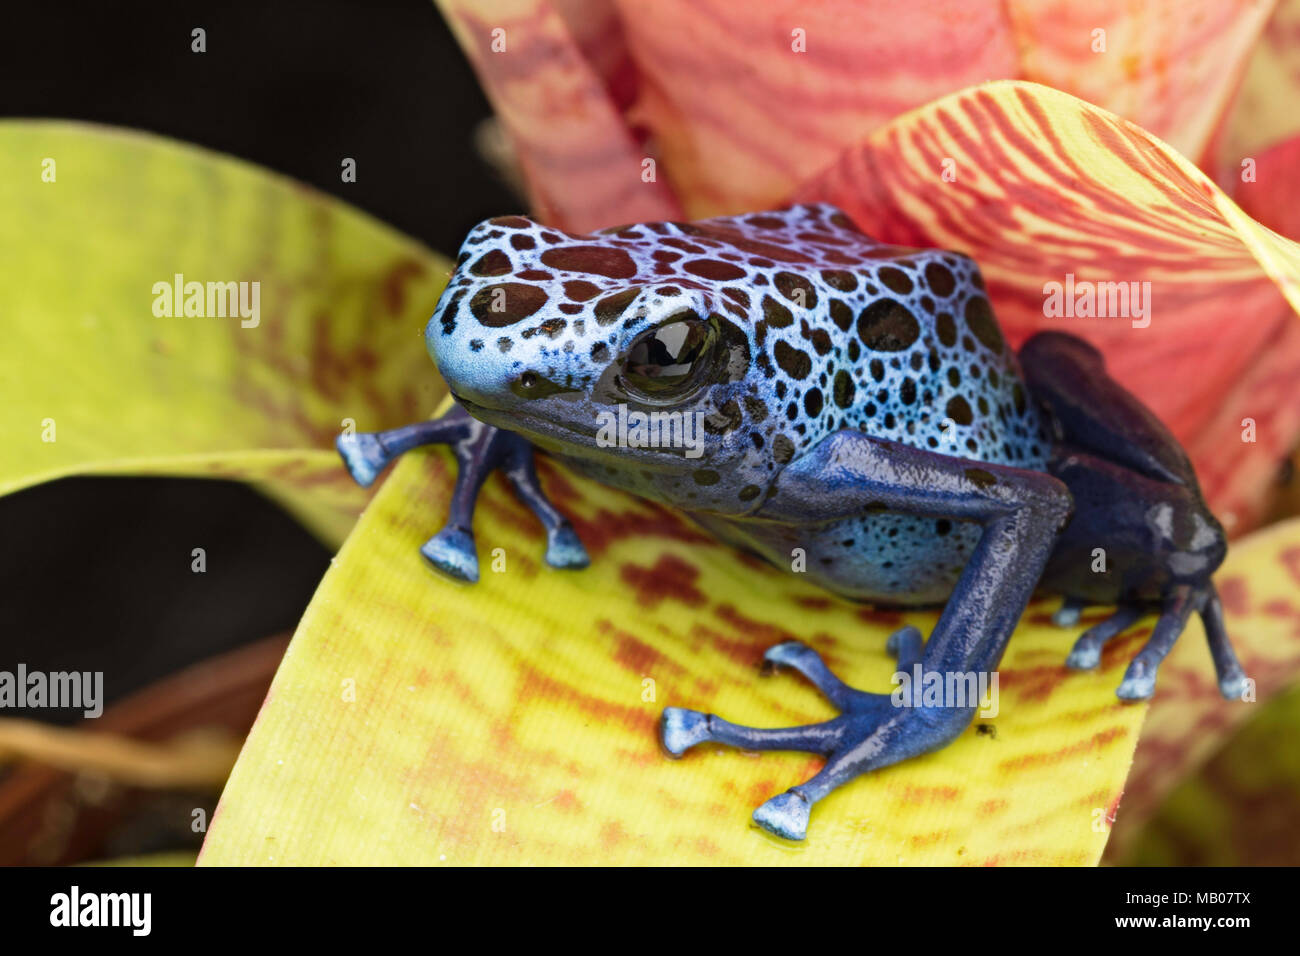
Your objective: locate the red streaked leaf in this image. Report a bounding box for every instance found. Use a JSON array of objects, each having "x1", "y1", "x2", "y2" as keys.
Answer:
[
  {"x1": 1003, "y1": 0, "x2": 1274, "y2": 171},
  {"x1": 549, "y1": 0, "x2": 639, "y2": 115},
  {"x1": 612, "y1": 0, "x2": 1022, "y2": 217},
  {"x1": 1234, "y1": 130, "x2": 1300, "y2": 240},
  {"x1": 434, "y1": 0, "x2": 681, "y2": 231},
  {"x1": 441, "y1": 1, "x2": 1275, "y2": 222},
  {"x1": 794, "y1": 81, "x2": 1300, "y2": 532}
]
